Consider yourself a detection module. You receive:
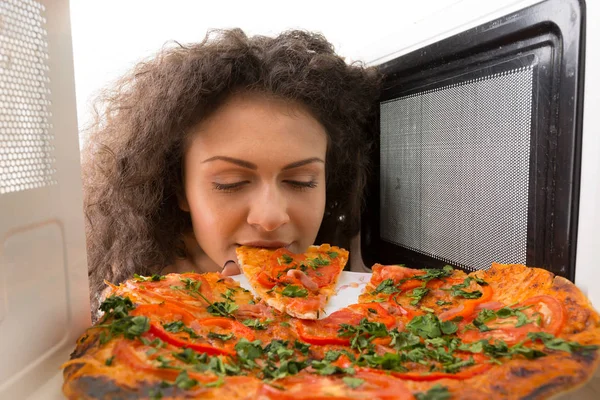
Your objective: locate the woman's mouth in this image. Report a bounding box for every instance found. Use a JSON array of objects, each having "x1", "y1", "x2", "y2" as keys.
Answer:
[{"x1": 237, "y1": 241, "x2": 291, "y2": 249}]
